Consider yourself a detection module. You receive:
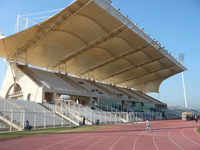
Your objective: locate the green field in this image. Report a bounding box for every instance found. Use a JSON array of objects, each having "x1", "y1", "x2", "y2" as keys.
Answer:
[
  {"x1": 0, "y1": 125, "x2": 113, "y2": 139},
  {"x1": 198, "y1": 127, "x2": 200, "y2": 133}
]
